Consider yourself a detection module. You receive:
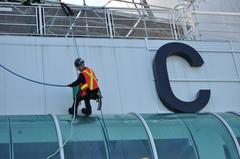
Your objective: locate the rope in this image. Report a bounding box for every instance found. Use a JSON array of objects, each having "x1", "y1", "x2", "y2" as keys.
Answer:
[
  {"x1": 0, "y1": 64, "x2": 67, "y2": 87},
  {"x1": 99, "y1": 107, "x2": 110, "y2": 158},
  {"x1": 47, "y1": 87, "x2": 79, "y2": 159},
  {"x1": 71, "y1": 26, "x2": 80, "y2": 58},
  {"x1": 47, "y1": 14, "x2": 82, "y2": 159}
]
